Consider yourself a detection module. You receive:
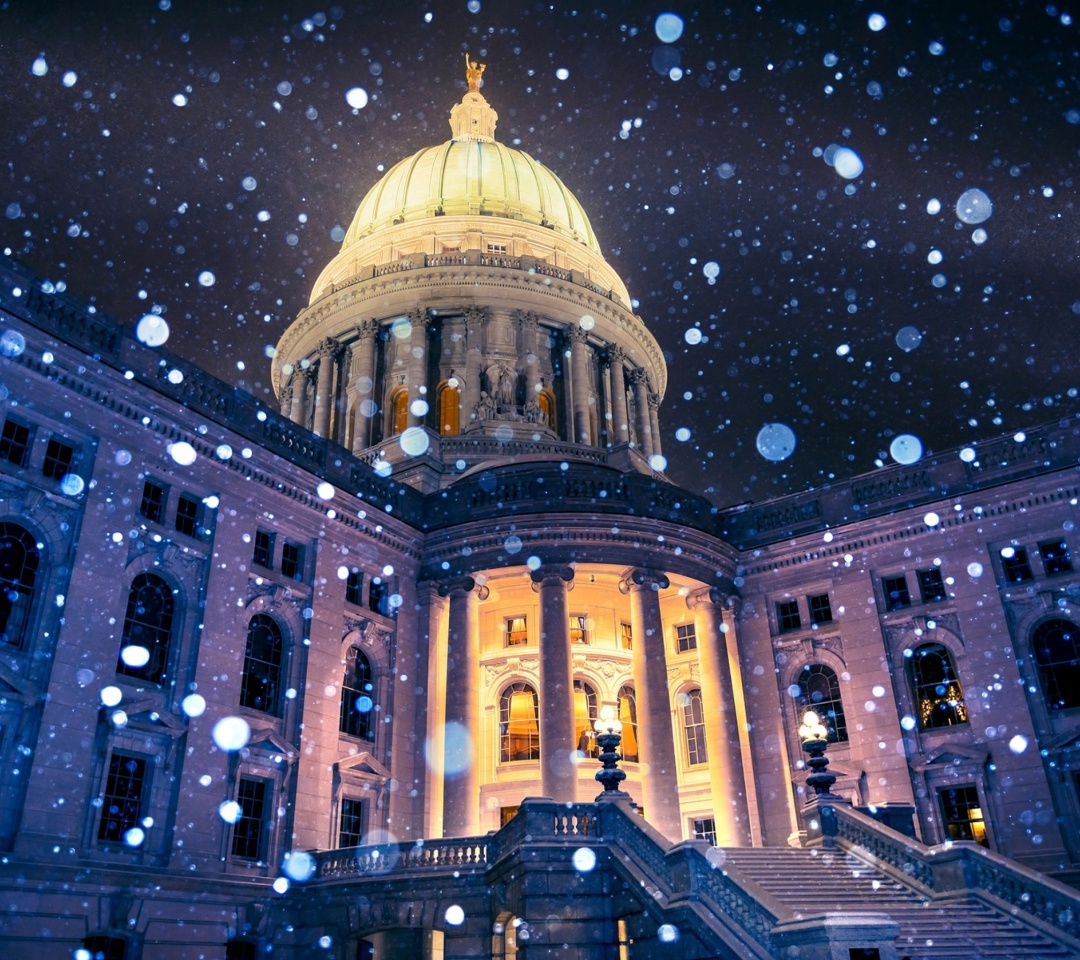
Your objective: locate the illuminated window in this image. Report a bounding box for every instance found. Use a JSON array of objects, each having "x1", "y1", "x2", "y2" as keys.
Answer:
[
  {"x1": 675, "y1": 622, "x2": 697, "y2": 652},
  {"x1": 570, "y1": 614, "x2": 588, "y2": 644},
  {"x1": 682, "y1": 688, "x2": 708, "y2": 765},
  {"x1": 692, "y1": 817, "x2": 717, "y2": 845},
  {"x1": 505, "y1": 615, "x2": 528, "y2": 647},
  {"x1": 1031, "y1": 617, "x2": 1080, "y2": 711},
  {"x1": 340, "y1": 647, "x2": 374, "y2": 740},
  {"x1": 573, "y1": 679, "x2": 598, "y2": 755},
  {"x1": 538, "y1": 389, "x2": 555, "y2": 426},
  {"x1": 0, "y1": 522, "x2": 40, "y2": 648},
  {"x1": 796, "y1": 664, "x2": 848, "y2": 743},
  {"x1": 438, "y1": 381, "x2": 460, "y2": 436},
  {"x1": 619, "y1": 621, "x2": 633, "y2": 650},
  {"x1": 618, "y1": 686, "x2": 638, "y2": 762},
  {"x1": 776, "y1": 599, "x2": 801, "y2": 632},
  {"x1": 908, "y1": 643, "x2": 967, "y2": 729},
  {"x1": 239, "y1": 614, "x2": 284, "y2": 715},
  {"x1": 938, "y1": 784, "x2": 988, "y2": 846},
  {"x1": 116, "y1": 573, "x2": 175, "y2": 685},
  {"x1": 389, "y1": 388, "x2": 408, "y2": 436},
  {"x1": 499, "y1": 682, "x2": 539, "y2": 762}
]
